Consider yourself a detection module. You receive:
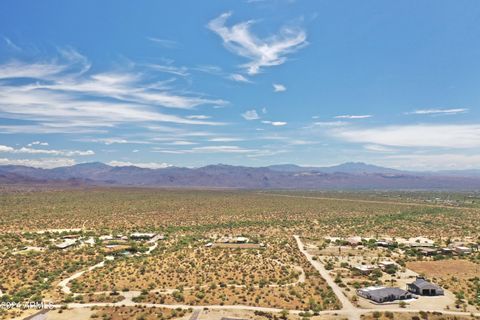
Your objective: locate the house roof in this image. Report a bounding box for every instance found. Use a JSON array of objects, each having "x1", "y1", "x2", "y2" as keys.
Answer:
[
  {"x1": 55, "y1": 239, "x2": 77, "y2": 248},
  {"x1": 359, "y1": 287, "x2": 410, "y2": 299},
  {"x1": 409, "y1": 278, "x2": 442, "y2": 291},
  {"x1": 354, "y1": 264, "x2": 376, "y2": 271}
]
